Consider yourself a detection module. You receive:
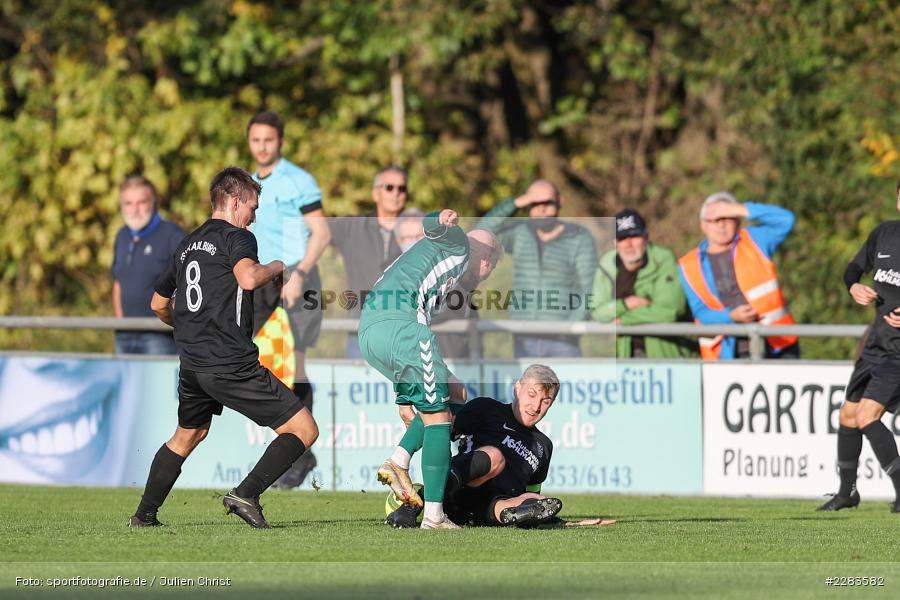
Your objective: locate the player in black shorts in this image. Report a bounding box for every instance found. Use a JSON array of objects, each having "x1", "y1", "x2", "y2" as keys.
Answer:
[
  {"x1": 387, "y1": 364, "x2": 564, "y2": 527},
  {"x1": 818, "y1": 179, "x2": 900, "y2": 513},
  {"x1": 128, "y1": 167, "x2": 319, "y2": 529}
]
